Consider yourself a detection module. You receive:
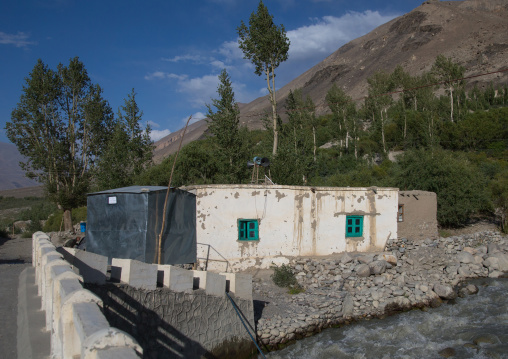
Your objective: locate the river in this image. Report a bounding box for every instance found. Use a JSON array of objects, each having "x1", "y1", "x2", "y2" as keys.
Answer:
[{"x1": 263, "y1": 278, "x2": 508, "y2": 359}]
